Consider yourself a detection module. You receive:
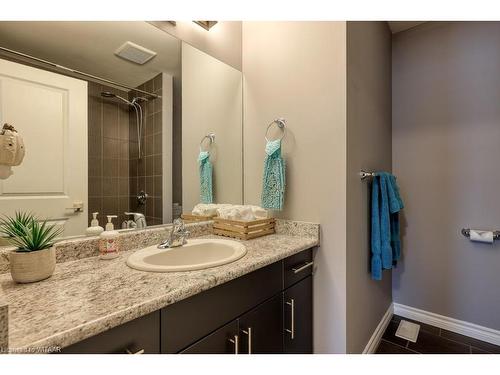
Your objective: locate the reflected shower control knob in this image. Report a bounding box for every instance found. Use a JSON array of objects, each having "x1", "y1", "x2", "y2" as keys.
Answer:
[{"x1": 137, "y1": 190, "x2": 149, "y2": 206}]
